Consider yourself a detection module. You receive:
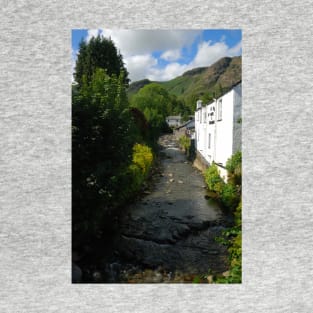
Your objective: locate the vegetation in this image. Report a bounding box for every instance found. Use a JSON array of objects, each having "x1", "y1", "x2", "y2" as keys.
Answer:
[
  {"x1": 204, "y1": 152, "x2": 242, "y2": 283},
  {"x1": 178, "y1": 135, "x2": 191, "y2": 152},
  {"x1": 128, "y1": 56, "x2": 242, "y2": 113},
  {"x1": 215, "y1": 201, "x2": 242, "y2": 283},
  {"x1": 74, "y1": 35, "x2": 129, "y2": 87},
  {"x1": 204, "y1": 152, "x2": 241, "y2": 210},
  {"x1": 130, "y1": 84, "x2": 174, "y2": 139},
  {"x1": 204, "y1": 163, "x2": 224, "y2": 194},
  {"x1": 72, "y1": 37, "x2": 154, "y2": 249}
]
